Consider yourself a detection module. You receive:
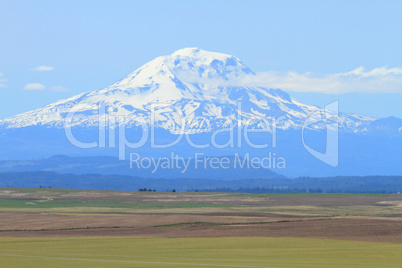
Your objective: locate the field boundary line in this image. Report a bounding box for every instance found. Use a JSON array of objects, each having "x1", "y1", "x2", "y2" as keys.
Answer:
[
  {"x1": 0, "y1": 252, "x2": 401, "y2": 267},
  {"x1": 0, "y1": 253, "x2": 281, "y2": 267}
]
